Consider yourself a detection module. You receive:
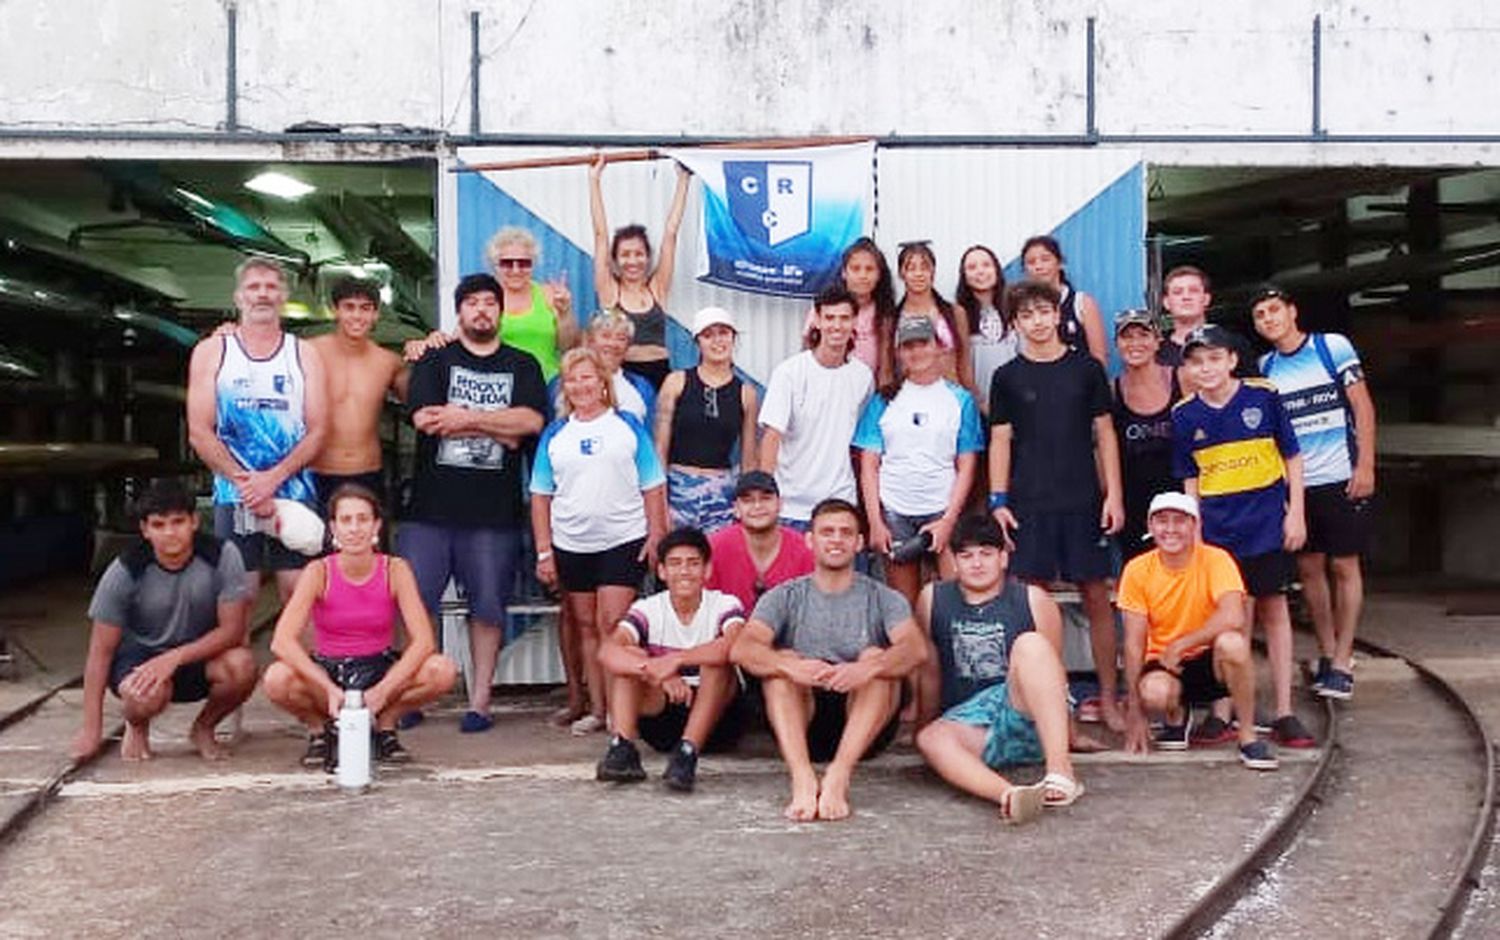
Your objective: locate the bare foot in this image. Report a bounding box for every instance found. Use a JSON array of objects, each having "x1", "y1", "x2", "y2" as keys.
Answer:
[
  {"x1": 1100, "y1": 701, "x2": 1127, "y2": 734},
  {"x1": 1070, "y1": 723, "x2": 1110, "y2": 753},
  {"x1": 784, "y1": 772, "x2": 820, "y2": 822},
  {"x1": 816, "y1": 766, "x2": 852, "y2": 821},
  {"x1": 120, "y1": 724, "x2": 153, "y2": 762},
  {"x1": 190, "y1": 721, "x2": 229, "y2": 761}
]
